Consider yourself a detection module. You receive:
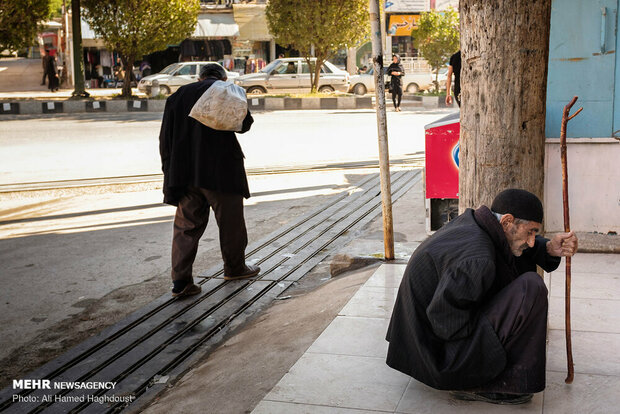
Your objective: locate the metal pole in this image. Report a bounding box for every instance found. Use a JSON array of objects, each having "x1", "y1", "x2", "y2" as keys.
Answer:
[
  {"x1": 369, "y1": 0, "x2": 394, "y2": 260},
  {"x1": 71, "y1": 0, "x2": 89, "y2": 97}
]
